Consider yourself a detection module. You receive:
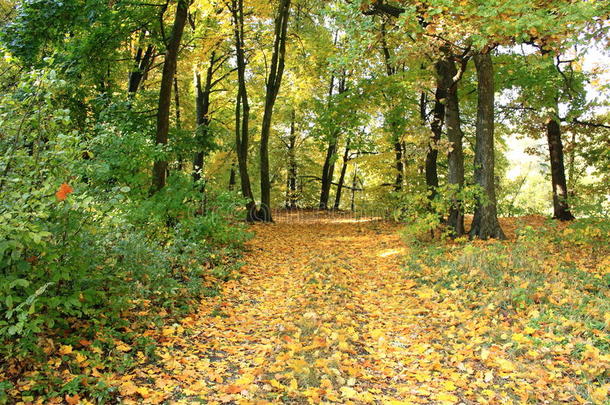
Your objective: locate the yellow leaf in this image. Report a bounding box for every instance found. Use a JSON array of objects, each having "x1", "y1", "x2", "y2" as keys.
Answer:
[
  {"x1": 495, "y1": 358, "x2": 515, "y2": 373},
  {"x1": 119, "y1": 381, "x2": 138, "y2": 396},
  {"x1": 269, "y1": 379, "x2": 284, "y2": 390},
  {"x1": 59, "y1": 345, "x2": 73, "y2": 355},
  {"x1": 136, "y1": 387, "x2": 150, "y2": 398},
  {"x1": 524, "y1": 326, "x2": 536, "y2": 334},
  {"x1": 442, "y1": 381, "x2": 457, "y2": 391},
  {"x1": 340, "y1": 386, "x2": 358, "y2": 399},
  {"x1": 512, "y1": 333, "x2": 527, "y2": 344},
  {"x1": 75, "y1": 352, "x2": 87, "y2": 364},
  {"x1": 115, "y1": 342, "x2": 132, "y2": 352},
  {"x1": 370, "y1": 329, "x2": 383, "y2": 339},
  {"x1": 436, "y1": 392, "x2": 458, "y2": 403}
]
